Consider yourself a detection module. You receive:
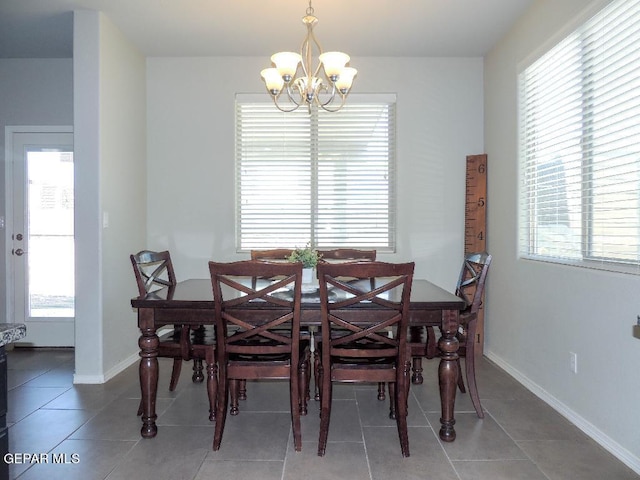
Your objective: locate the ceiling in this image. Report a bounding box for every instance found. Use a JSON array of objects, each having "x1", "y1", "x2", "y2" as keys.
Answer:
[{"x1": 0, "y1": 0, "x2": 534, "y2": 59}]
